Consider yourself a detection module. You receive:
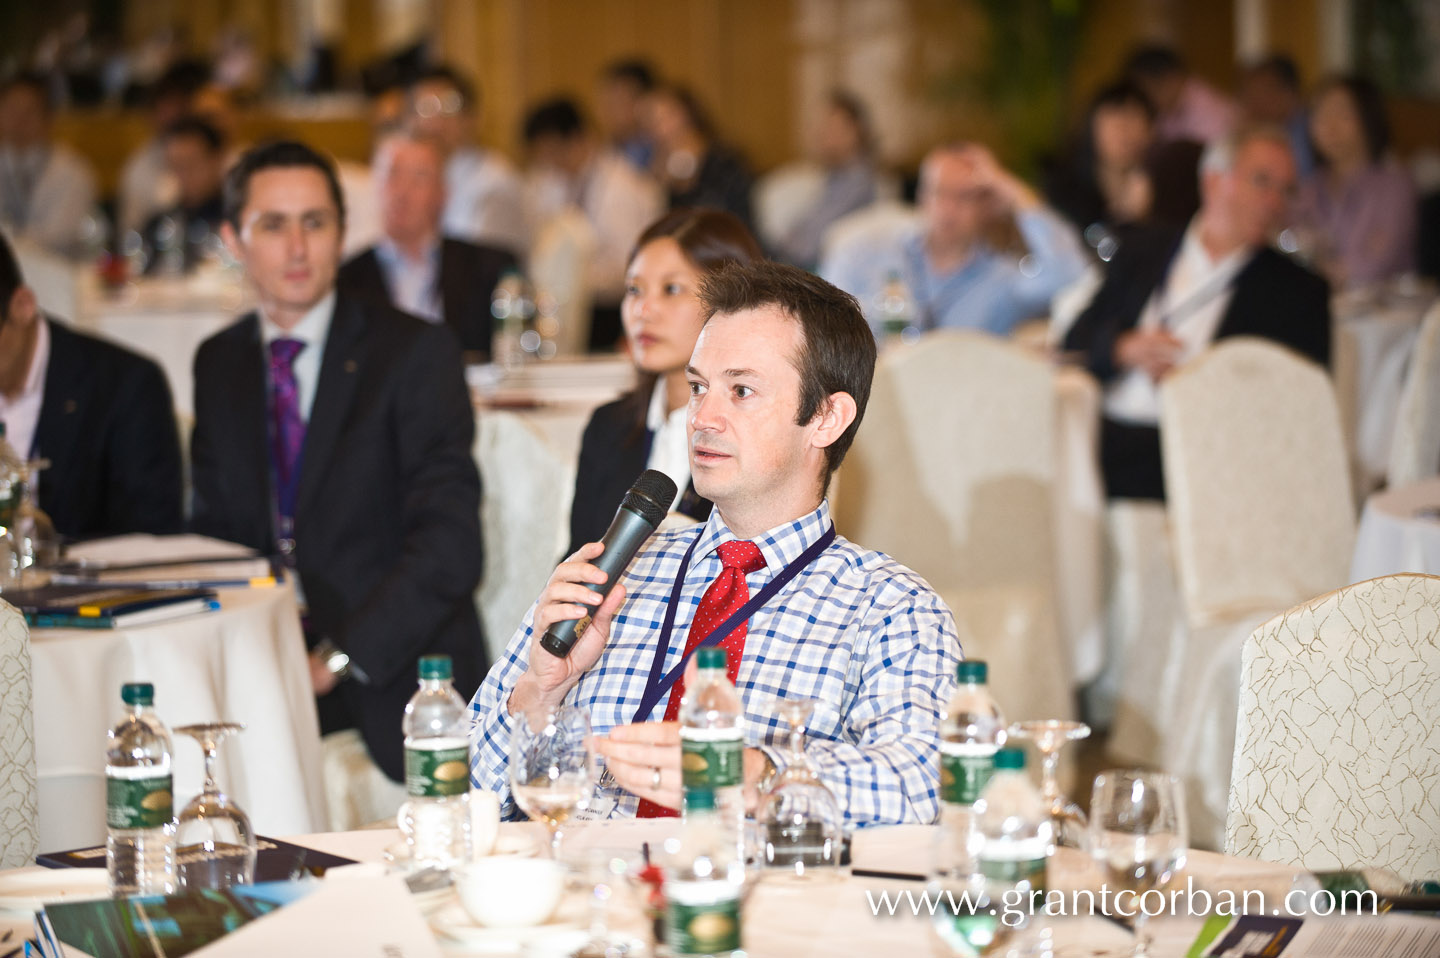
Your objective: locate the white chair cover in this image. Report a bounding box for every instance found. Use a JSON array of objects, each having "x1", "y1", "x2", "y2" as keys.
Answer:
[
  {"x1": 753, "y1": 161, "x2": 826, "y2": 251},
  {"x1": 528, "y1": 210, "x2": 598, "y2": 357},
  {"x1": 834, "y1": 330, "x2": 1074, "y2": 720},
  {"x1": 13, "y1": 238, "x2": 80, "y2": 322},
  {"x1": 816, "y1": 200, "x2": 918, "y2": 280},
  {"x1": 1226, "y1": 574, "x2": 1440, "y2": 876},
  {"x1": 0, "y1": 600, "x2": 37, "y2": 868},
  {"x1": 1387, "y1": 302, "x2": 1440, "y2": 486}
]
